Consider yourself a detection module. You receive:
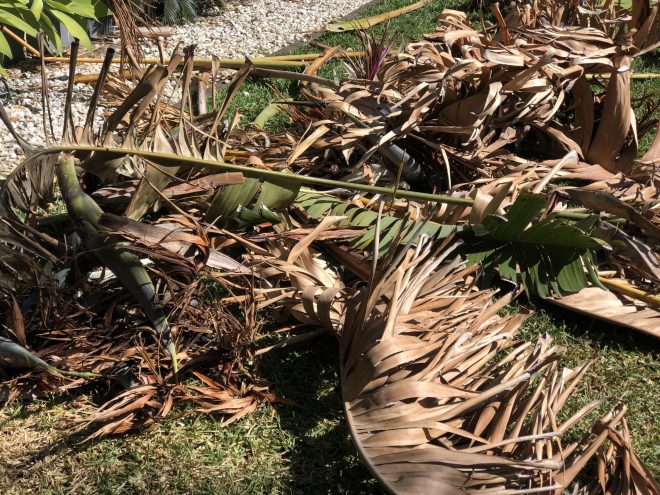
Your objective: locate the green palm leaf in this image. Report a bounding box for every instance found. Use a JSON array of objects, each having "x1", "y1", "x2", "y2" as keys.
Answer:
[
  {"x1": 297, "y1": 190, "x2": 457, "y2": 253},
  {"x1": 298, "y1": 191, "x2": 607, "y2": 297},
  {"x1": 464, "y1": 193, "x2": 608, "y2": 297}
]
